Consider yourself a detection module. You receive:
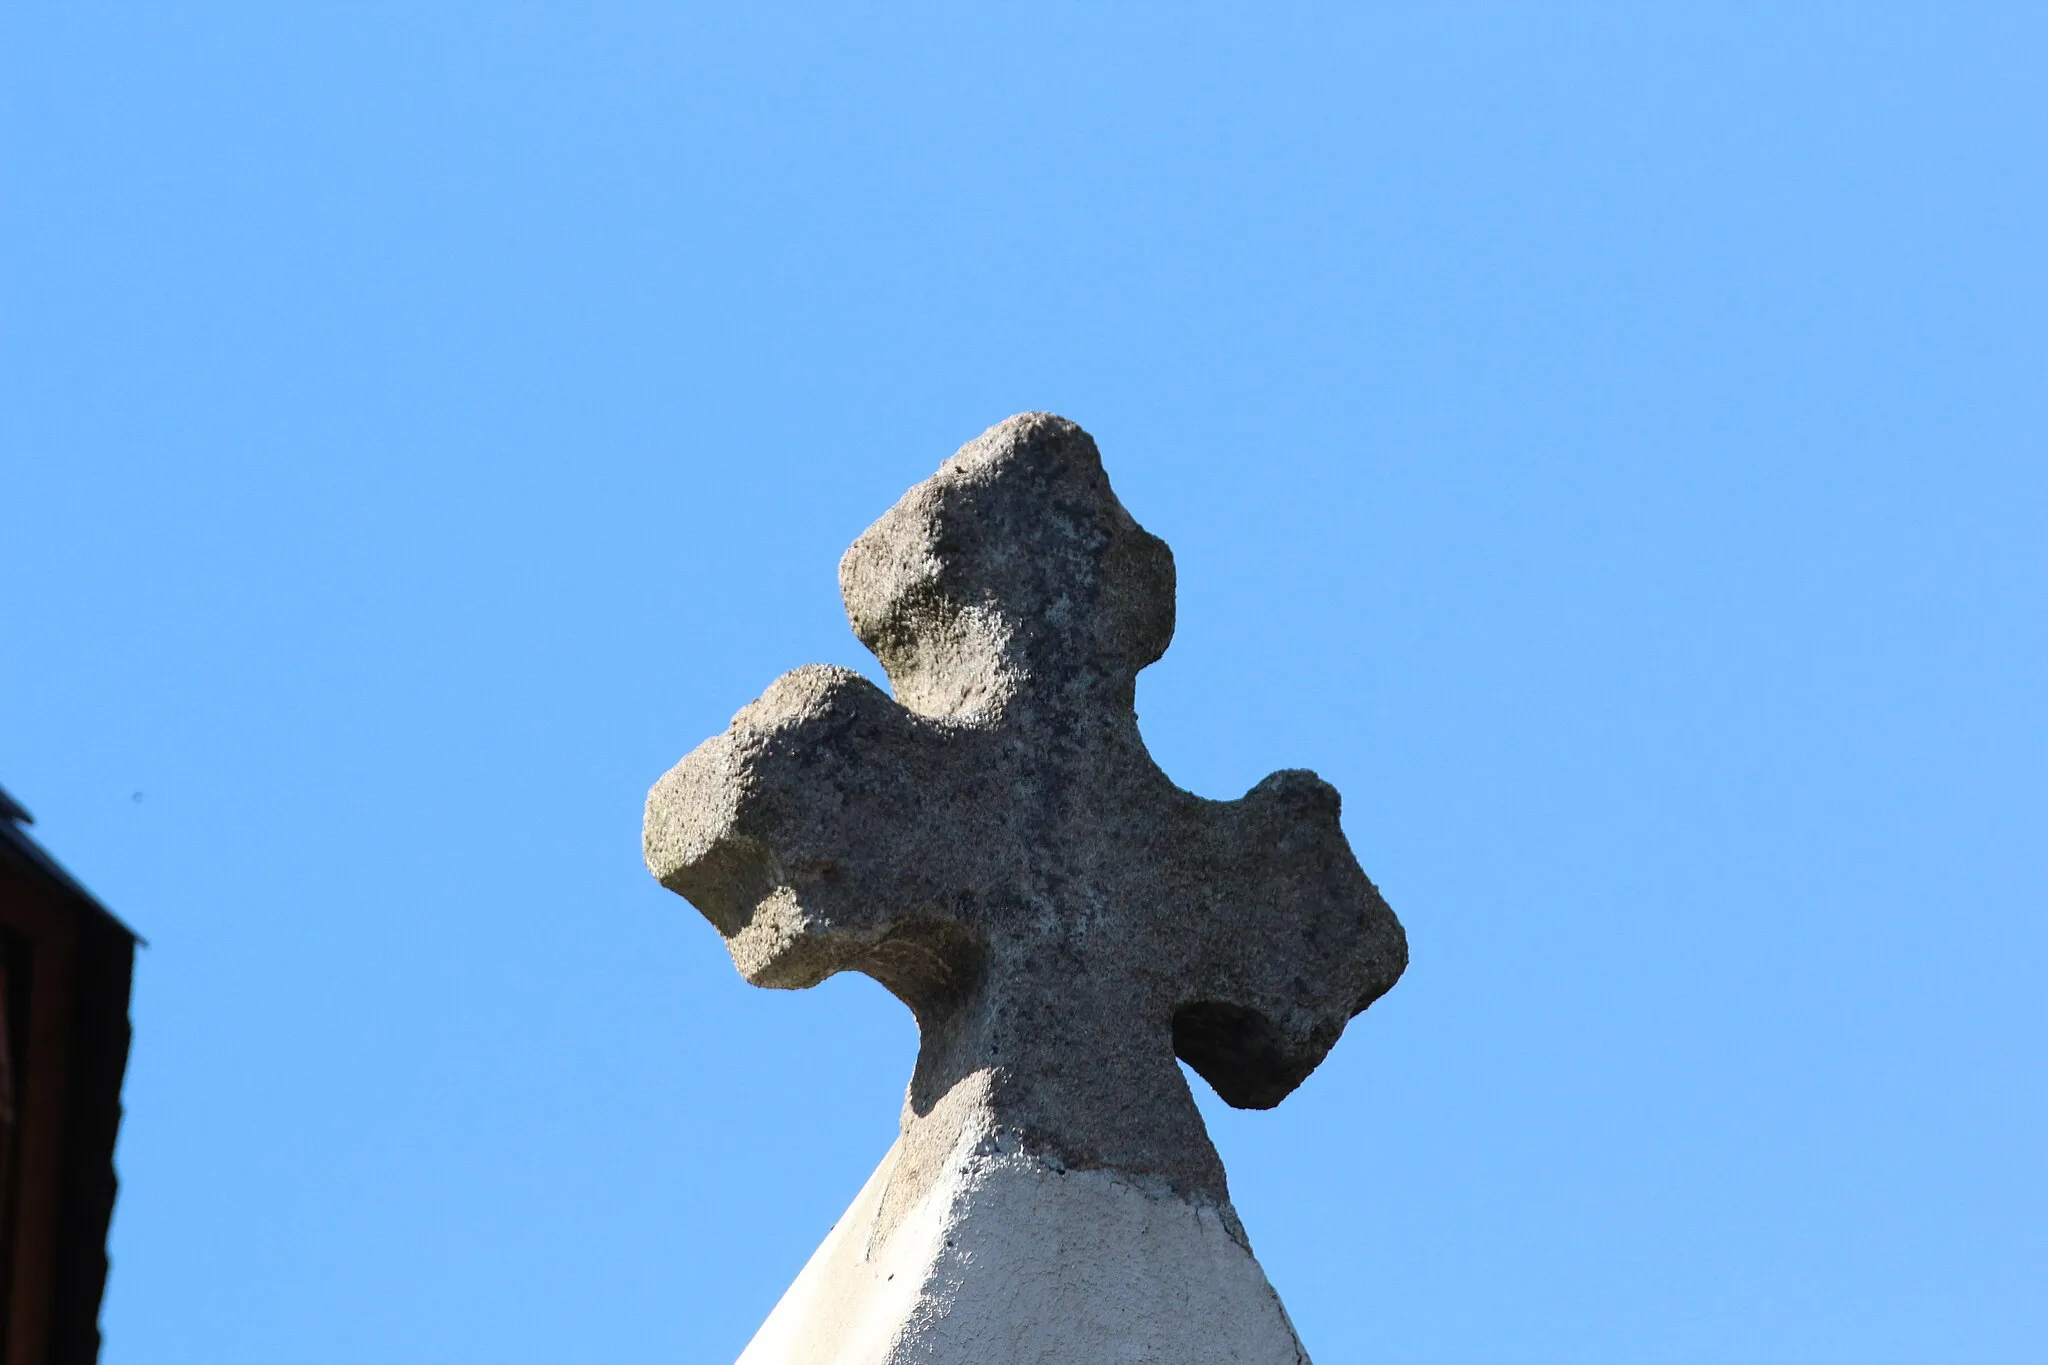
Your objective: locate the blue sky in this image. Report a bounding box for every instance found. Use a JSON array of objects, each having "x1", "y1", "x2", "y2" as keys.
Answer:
[{"x1": 4, "y1": 5, "x2": 2043, "y2": 1362}]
